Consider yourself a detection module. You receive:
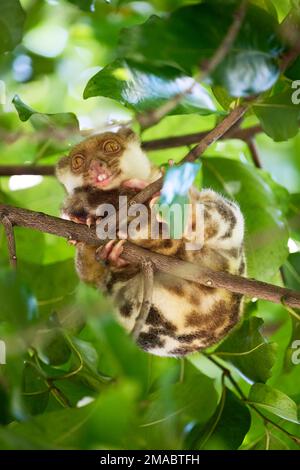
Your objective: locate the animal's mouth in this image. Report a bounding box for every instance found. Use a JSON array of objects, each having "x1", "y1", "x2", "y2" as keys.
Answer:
[{"x1": 91, "y1": 169, "x2": 113, "y2": 188}]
